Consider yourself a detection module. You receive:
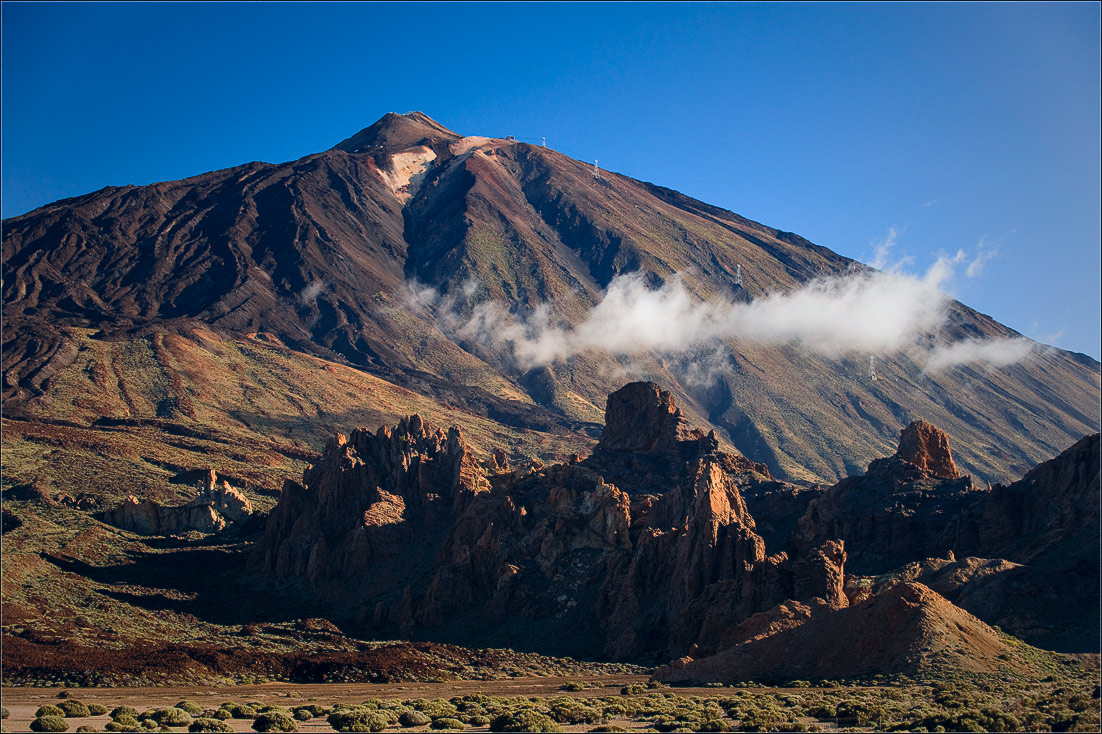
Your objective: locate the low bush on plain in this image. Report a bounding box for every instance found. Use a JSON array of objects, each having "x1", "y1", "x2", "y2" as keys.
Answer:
[
  {"x1": 189, "y1": 719, "x2": 234, "y2": 733},
  {"x1": 251, "y1": 712, "x2": 297, "y2": 732},
  {"x1": 30, "y1": 717, "x2": 69, "y2": 733}
]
